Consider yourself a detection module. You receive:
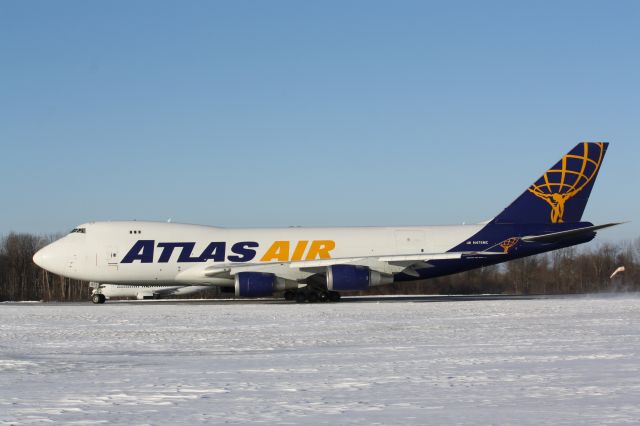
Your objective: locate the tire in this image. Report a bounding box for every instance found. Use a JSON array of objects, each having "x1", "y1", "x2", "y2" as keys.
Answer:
[
  {"x1": 92, "y1": 294, "x2": 101, "y2": 304},
  {"x1": 284, "y1": 290, "x2": 295, "y2": 301},
  {"x1": 306, "y1": 292, "x2": 319, "y2": 303},
  {"x1": 295, "y1": 292, "x2": 307, "y2": 303},
  {"x1": 328, "y1": 291, "x2": 341, "y2": 302}
]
